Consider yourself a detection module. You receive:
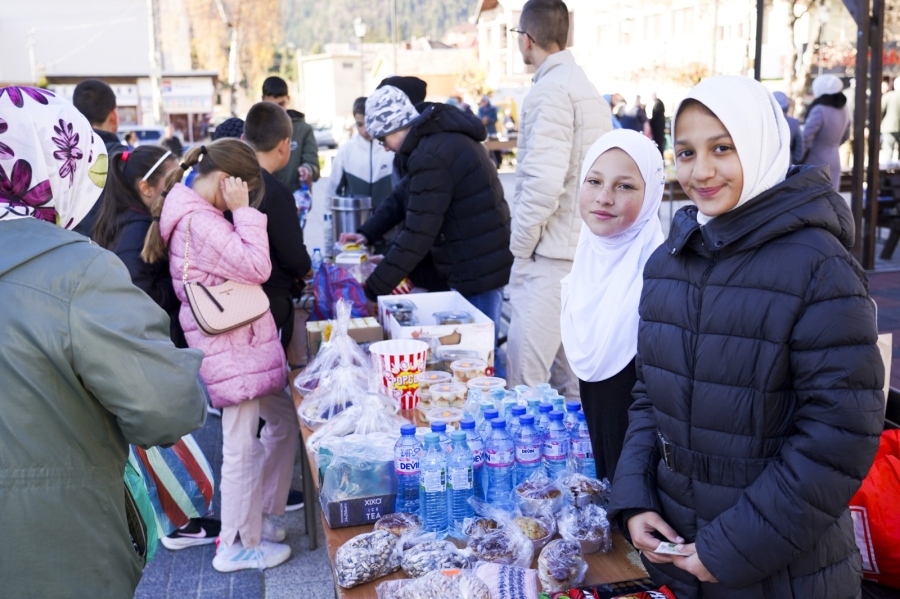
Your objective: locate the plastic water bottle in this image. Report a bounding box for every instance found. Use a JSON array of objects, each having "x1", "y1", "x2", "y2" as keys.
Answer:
[
  {"x1": 447, "y1": 430, "x2": 475, "y2": 538},
  {"x1": 460, "y1": 418, "x2": 486, "y2": 500},
  {"x1": 430, "y1": 421, "x2": 452, "y2": 454},
  {"x1": 543, "y1": 410, "x2": 571, "y2": 479},
  {"x1": 514, "y1": 414, "x2": 543, "y2": 485},
  {"x1": 419, "y1": 432, "x2": 449, "y2": 538},
  {"x1": 322, "y1": 213, "x2": 334, "y2": 260},
  {"x1": 394, "y1": 423, "x2": 422, "y2": 514},
  {"x1": 294, "y1": 183, "x2": 313, "y2": 229},
  {"x1": 536, "y1": 402, "x2": 553, "y2": 435},
  {"x1": 484, "y1": 418, "x2": 515, "y2": 507},
  {"x1": 564, "y1": 401, "x2": 582, "y2": 432},
  {"x1": 490, "y1": 388, "x2": 506, "y2": 412},
  {"x1": 479, "y1": 409, "x2": 499, "y2": 441},
  {"x1": 527, "y1": 397, "x2": 542, "y2": 420},
  {"x1": 549, "y1": 393, "x2": 565, "y2": 413},
  {"x1": 571, "y1": 411, "x2": 597, "y2": 479},
  {"x1": 477, "y1": 401, "x2": 494, "y2": 426},
  {"x1": 507, "y1": 405, "x2": 527, "y2": 440},
  {"x1": 536, "y1": 383, "x2": 553, "y2": 395},
  {"x1": 311, "y1": 248, "x2": 323, "y2": 274}
]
